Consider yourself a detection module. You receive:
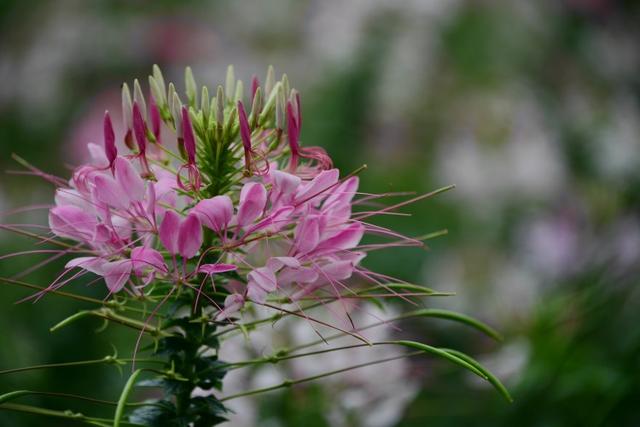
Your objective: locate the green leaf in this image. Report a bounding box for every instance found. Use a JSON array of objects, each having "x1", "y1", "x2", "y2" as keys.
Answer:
[
  {"x1": 400, "y1": 309, "x2": 502, "y2": 341},
  {"x1": 393, "y1": 340, "x2": 488, "y2": 379},
  {"x1": 442, "y1": 348, "x2": 513, "y2": 403}
]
